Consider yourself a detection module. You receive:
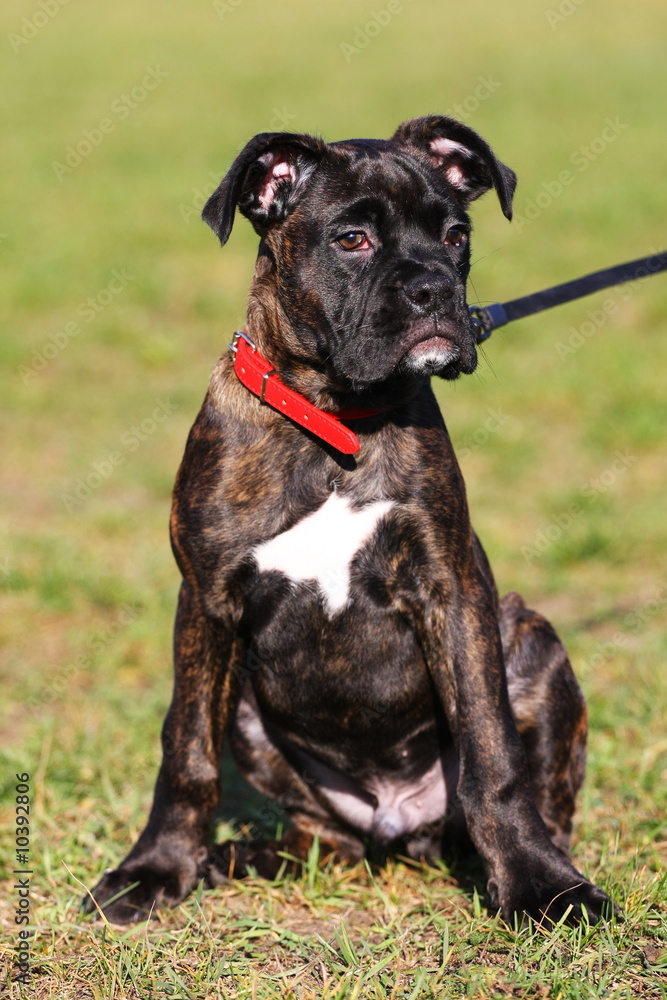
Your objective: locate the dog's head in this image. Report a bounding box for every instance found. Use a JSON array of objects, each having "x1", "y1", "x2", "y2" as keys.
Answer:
[{"x1": 203, "y1": 117, "x2": 515, "y2": 395}]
